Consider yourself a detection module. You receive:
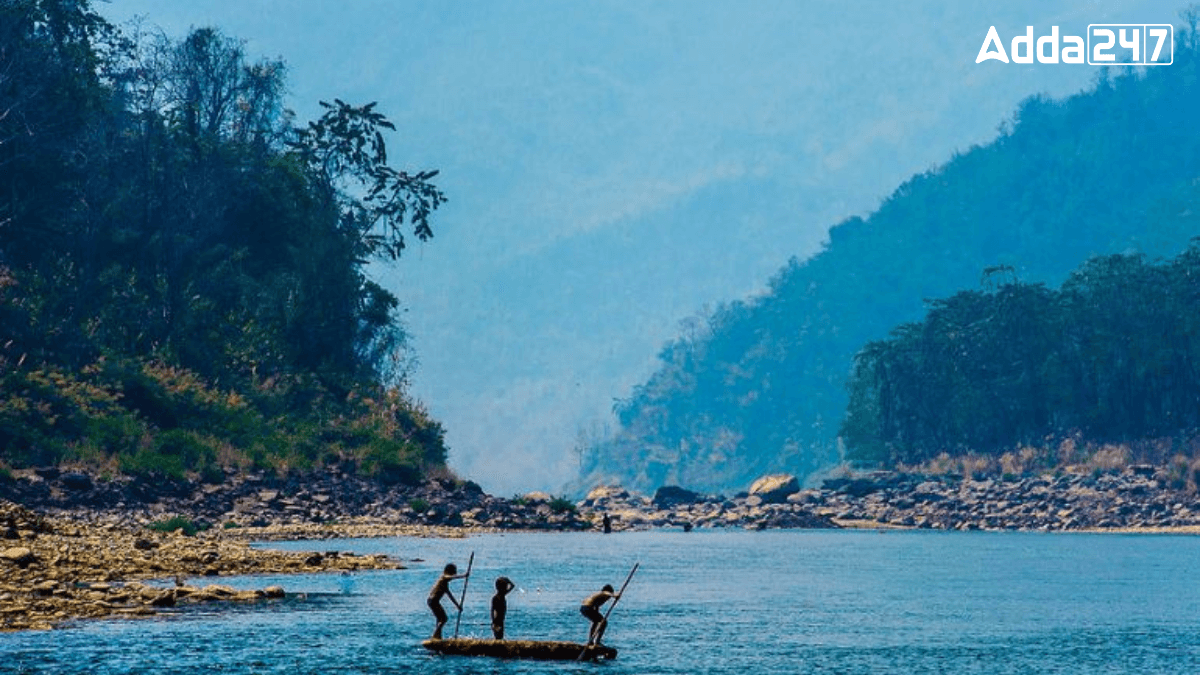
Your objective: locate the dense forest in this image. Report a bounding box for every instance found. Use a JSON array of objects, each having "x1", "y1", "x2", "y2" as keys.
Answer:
[
  {"x1": 577, "y1": 13, "x2": 1200, "y2": 495},
  {"x1": 0, "y1": 0, "x2": 448, "y2": 484},
  {"x1": 842, "y1": 245, "x2": 1200, "y2": 468}
]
